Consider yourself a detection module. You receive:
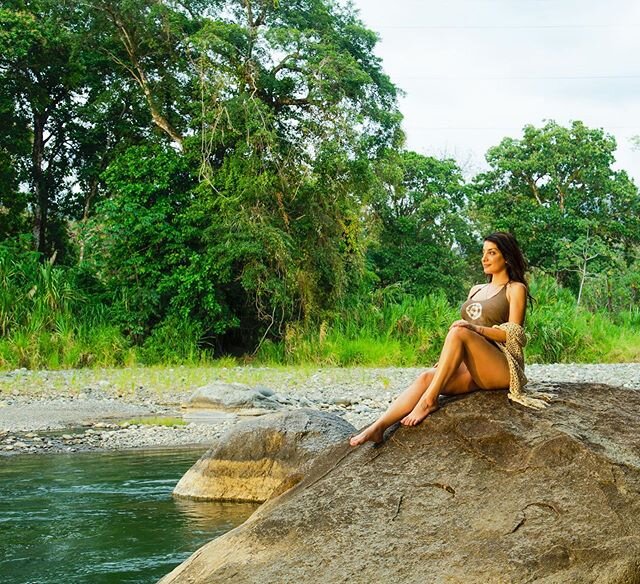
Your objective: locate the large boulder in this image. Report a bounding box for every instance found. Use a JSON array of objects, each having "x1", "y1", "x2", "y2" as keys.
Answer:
[
  {"x1": 172, "y1": 409, "x2": 356, "y2": 502},
  {"x1": 184, "y1": 383, "x2": 281, "y2": 415},
  {"x1": 160, "y1": 383, "x2": 640, "y2": 583}
]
